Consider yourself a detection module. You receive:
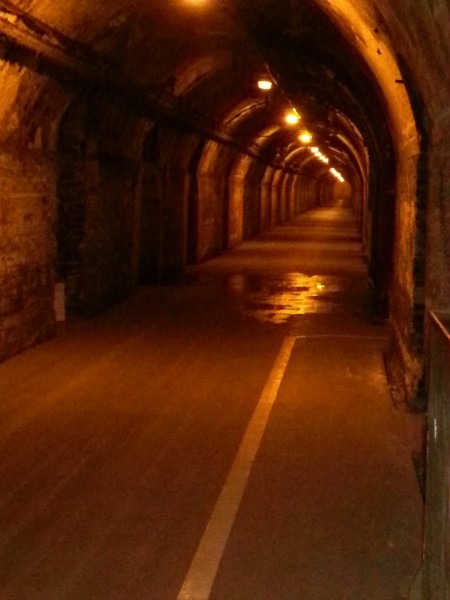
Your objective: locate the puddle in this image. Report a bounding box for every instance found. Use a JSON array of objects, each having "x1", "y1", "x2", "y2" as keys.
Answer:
[{"x1": 225, "y1": 272, "x2": 369, "y2": 325}]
